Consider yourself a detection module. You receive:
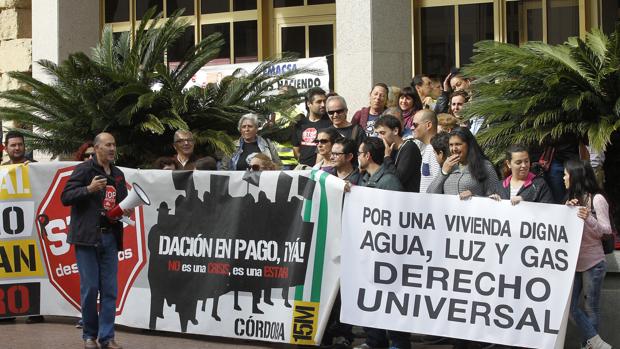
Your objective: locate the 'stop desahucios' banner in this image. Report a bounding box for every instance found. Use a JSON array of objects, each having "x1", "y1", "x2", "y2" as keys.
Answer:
[
  {"x1": 340, "y1": 186, "x2": 584, "y2": 349},
  {"x1": 0, "y1": 163, "x2": 344, "y2": 346}
]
